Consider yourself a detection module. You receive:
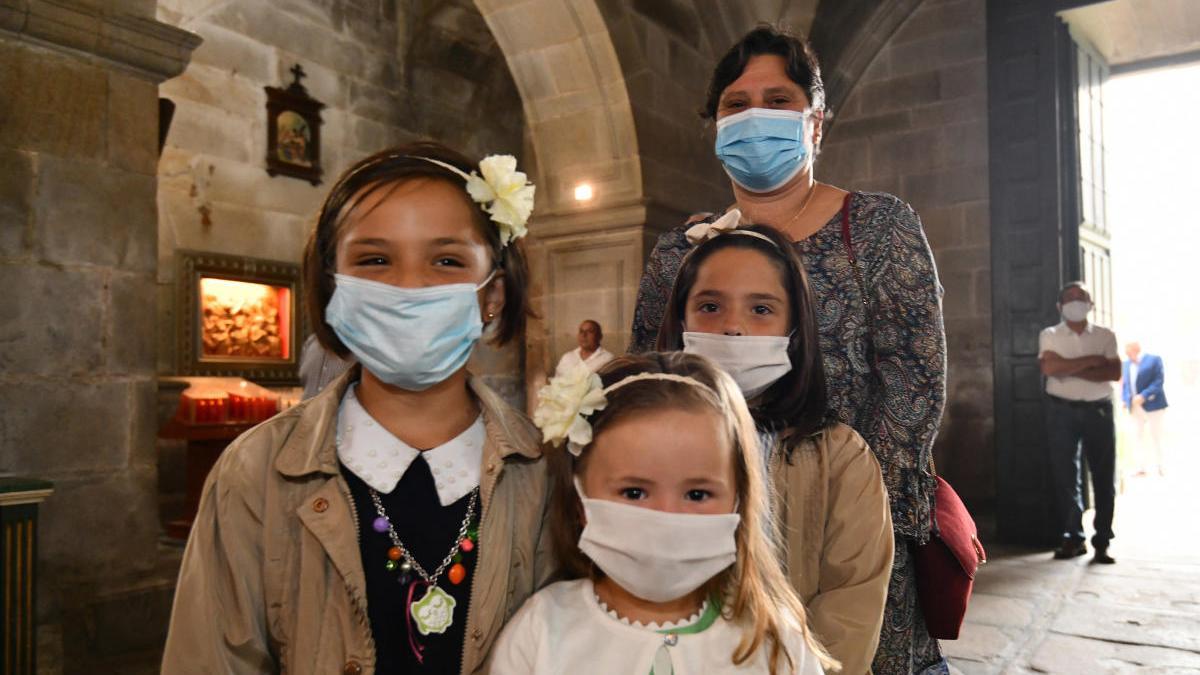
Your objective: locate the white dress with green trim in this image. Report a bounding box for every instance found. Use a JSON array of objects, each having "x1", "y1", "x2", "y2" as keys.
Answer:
[{"x1": 490, "y1": 579, "x2": 824, "y2": 675}]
